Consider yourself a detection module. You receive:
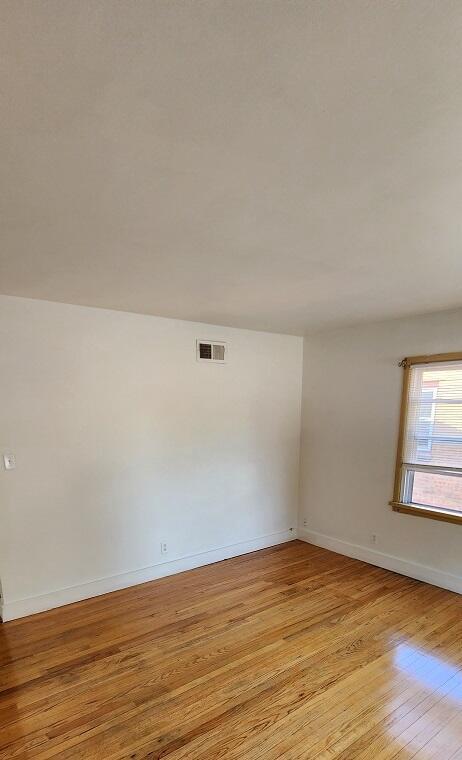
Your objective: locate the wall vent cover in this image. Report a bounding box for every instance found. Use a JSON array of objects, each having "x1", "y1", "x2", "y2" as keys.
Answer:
[{"x1": 197, "y1": 340, "x2": 227, "y2": 363}]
